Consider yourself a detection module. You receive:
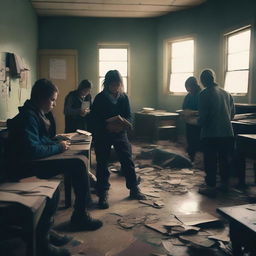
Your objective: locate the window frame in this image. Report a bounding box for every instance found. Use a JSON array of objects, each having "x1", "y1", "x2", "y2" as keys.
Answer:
[
  {"x1": 164, "y1": 36, "x2": 195, "y2": 95},
  {"x1": 223, "y1": 26, "x2": 252, "y2": 96},
  {"x1": 98, "y1": 43, "x2": 130, "y2": 94}
]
